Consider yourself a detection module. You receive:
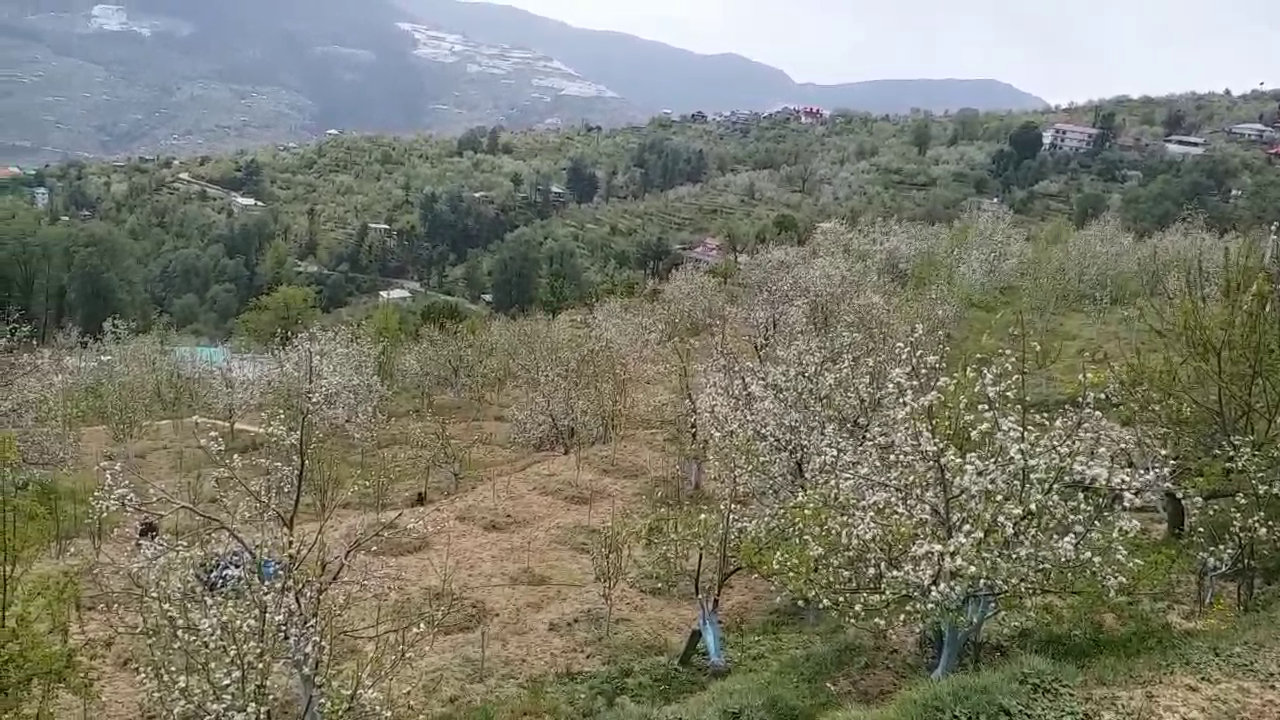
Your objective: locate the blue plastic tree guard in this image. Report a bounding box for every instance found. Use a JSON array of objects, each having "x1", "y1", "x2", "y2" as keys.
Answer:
[
  {"x1": 201, "y1": 550, "x2": 285, "y2": 592},
  {"x1": 698, "y1": 597, "x2": 727, "y2": 673}
]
